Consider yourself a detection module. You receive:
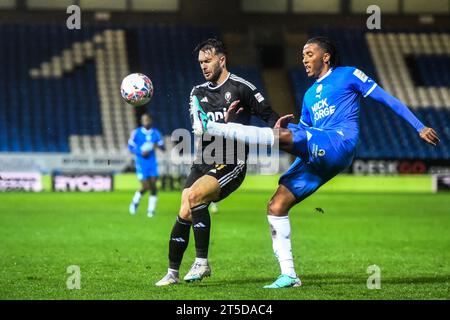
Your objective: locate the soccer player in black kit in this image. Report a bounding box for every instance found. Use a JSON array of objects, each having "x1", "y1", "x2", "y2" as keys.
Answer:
[{"x1": 156, "y1": 39, "x2": 279, "y2": 286}]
